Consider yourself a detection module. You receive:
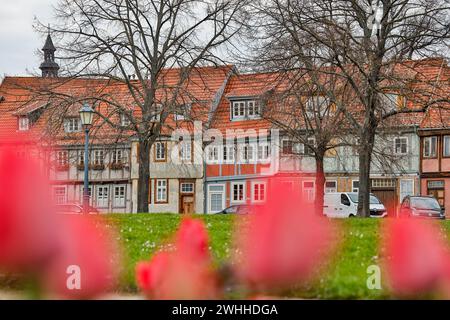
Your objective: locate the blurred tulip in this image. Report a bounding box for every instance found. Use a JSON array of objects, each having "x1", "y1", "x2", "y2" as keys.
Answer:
[
  {"x1": 234, "y1": 179, "x2": 336, "y2": 290},
  {"x1": 0, "y1": 144, "x2": 58, "y2": 272},
  {"x1": 383, "y1": 218, "x2": 447, "y2": 296},
  {"x1": 42, "y1": 216, "x2": 120, "y2": 299},
  {"x1": 137, "y1": 218, "x2": 219, "y2": 299}
]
